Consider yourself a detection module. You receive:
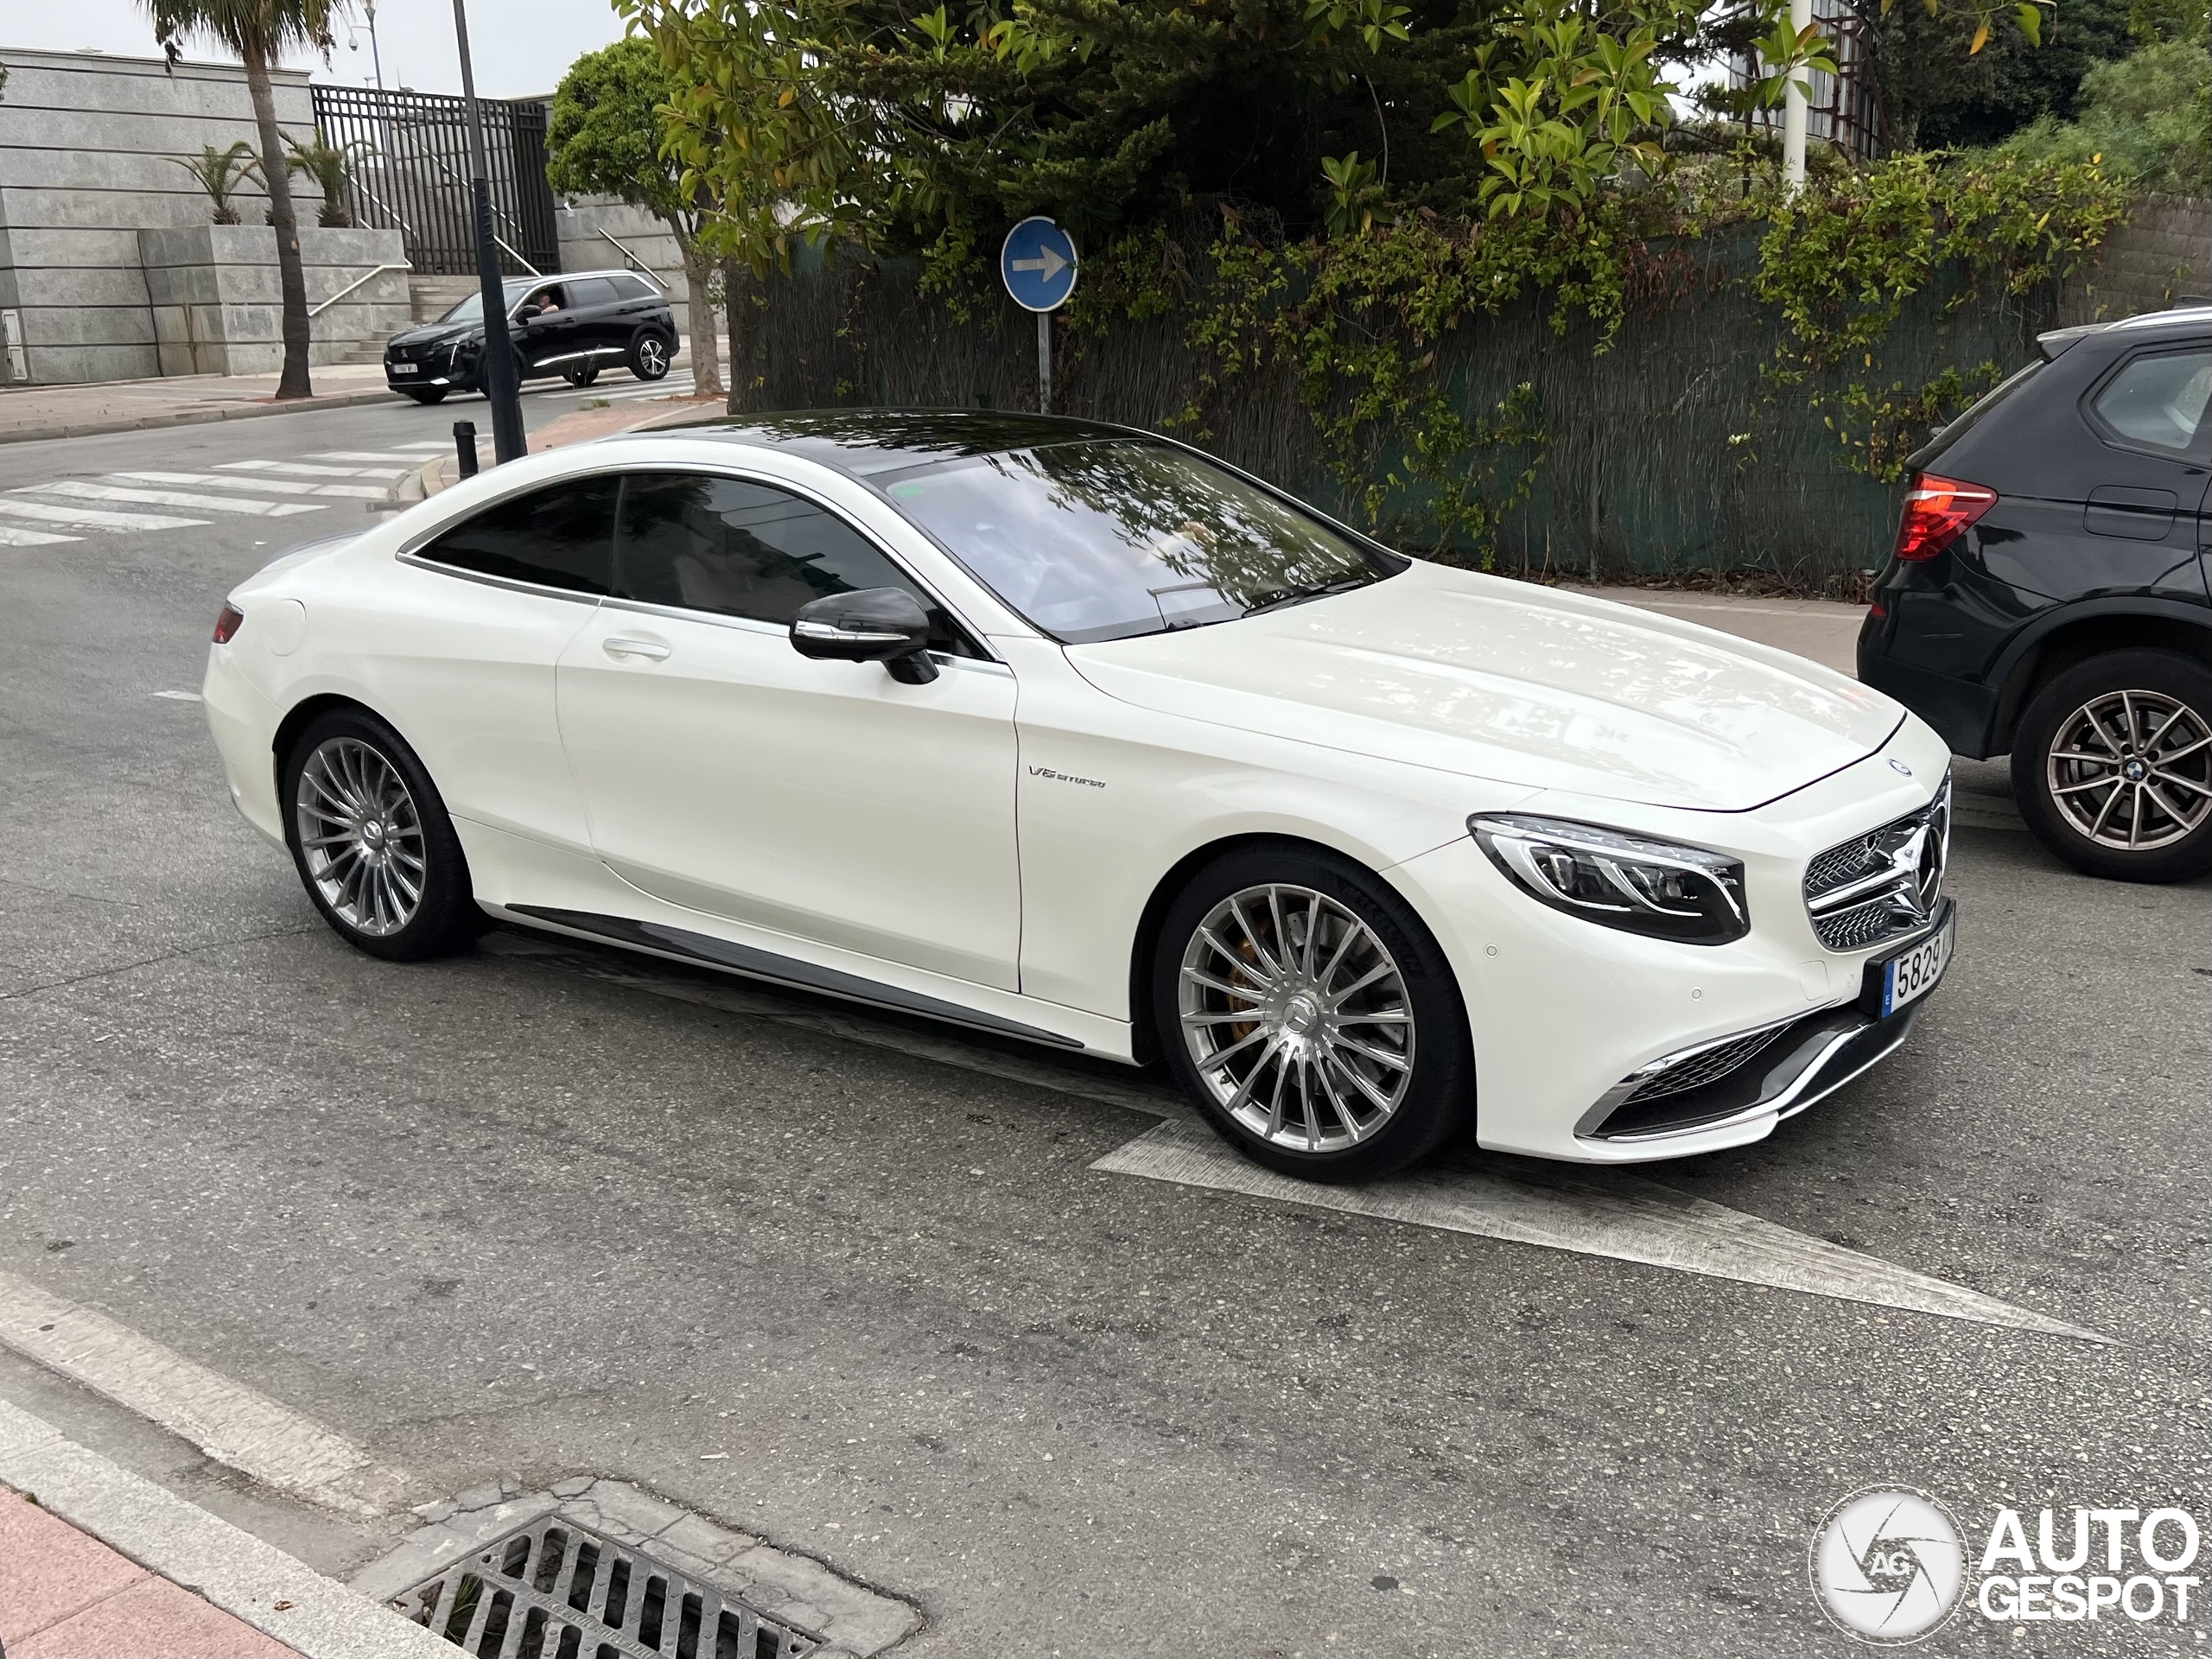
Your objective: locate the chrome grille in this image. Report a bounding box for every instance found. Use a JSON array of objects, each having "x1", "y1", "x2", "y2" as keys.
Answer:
[
  {"x1": 1620, "y1": 1024, "x2": 1789, "y2": 1104},
  {"x1": 1803, "y1": 775, "x2": 1951, "y2": 952}
]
